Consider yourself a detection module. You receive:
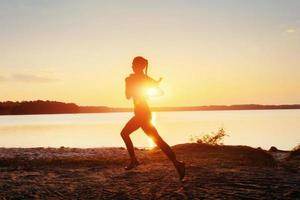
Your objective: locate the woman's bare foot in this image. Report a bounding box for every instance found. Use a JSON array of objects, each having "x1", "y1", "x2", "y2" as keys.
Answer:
[
  {"x1": 175, "y1": 161, "x2": 185, "y2": 180},
  {"x1": 124, "y1": 160, "x2": 140, "y2": 170}
]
